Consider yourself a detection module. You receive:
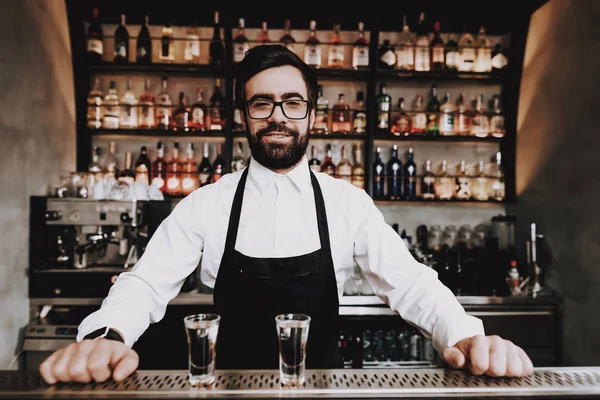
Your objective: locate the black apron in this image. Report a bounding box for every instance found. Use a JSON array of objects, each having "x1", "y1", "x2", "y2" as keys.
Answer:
[{"x1": 213, "y1": 166, "x2": 342, "y2": 369}]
